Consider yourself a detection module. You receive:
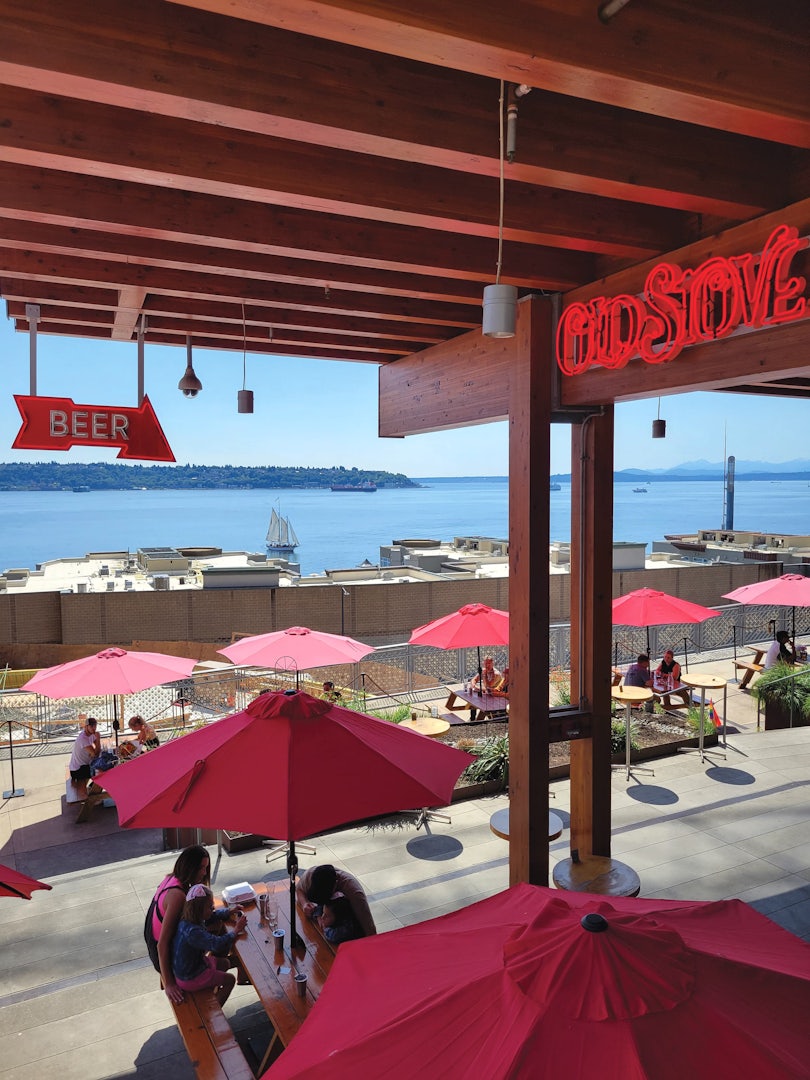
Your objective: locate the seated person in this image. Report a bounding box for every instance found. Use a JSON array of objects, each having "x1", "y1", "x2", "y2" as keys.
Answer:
[
  {"x1": 764, "y1": 630, "x2": 795, "y2": 668},
  {"x1": 624, "y1": 654, "x2": 653, "y2": 689},
  {"x1": 469, "y1": 656, "x2": 501, "y2": 720},
  {"x1": 171, "y1": 884, "x2": 246, "y2": 1007},
  {"x1": 494, "y1": 666, "x2": 510, "y2": 697},
  {"x1": 68, "y1": 717, "x2": 101, "y2": 797},
  {"x1": 655, "y1": 650, "x2": 681, "y2": 686},
  {"x1": 128, "y1": 715, "x2": 160, "y2": 750},
  {"x1": 297, "y1": 863, "x2": 376, "y2": 937},
  {"x1": 318, "y1": 893, "x2": 362, "y2": 946},
  {"x1": 321, "y1": 680, "x2": 342, "y2": 703}
]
